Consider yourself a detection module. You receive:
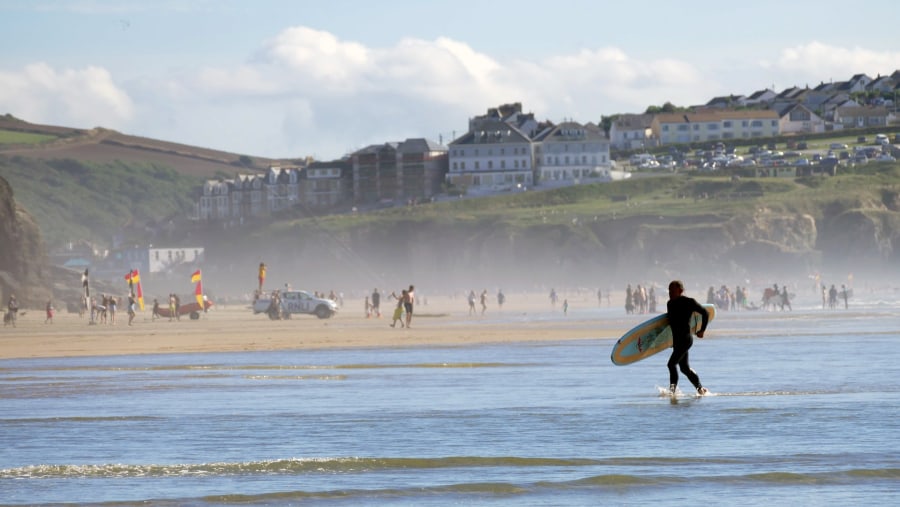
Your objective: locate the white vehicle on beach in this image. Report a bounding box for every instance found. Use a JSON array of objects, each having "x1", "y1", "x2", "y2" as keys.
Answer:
[{"x1": 253, "y1": 290, "x2": 338, "y2": 319}]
